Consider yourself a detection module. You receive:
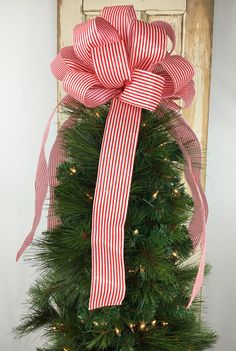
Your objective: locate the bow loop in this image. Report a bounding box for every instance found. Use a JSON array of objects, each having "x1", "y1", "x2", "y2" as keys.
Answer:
[
  {"x1": 149, "y1": 55, "x2": 195, "y2": 109},
  {"x1": 152, "y1": 20, "x2": 176, "y2": 54},
  {"x1": 51, "y1": 46, "x2": 89, "y2": 80},
  {"x1": 170, "y1": 80, "x2": 195, "y2": 109},
  {"x1": 128, "y1": 20, "x2": 167, "y2": 70},
  {"x1": 101, "y1": 5, "x2": 137, "y2": 46},
  {"x1": 91, "y1": 40, "x2": 131, "y2": 88},
  {"x1": 153, "y1": 55, "x2": 194, "y2": 96},
  {"x1": 73, "y1": 17, "x2": 120, "y2": 69},
  {"x1": 63, "y1": 71, "x2": 120, "y2": 108}
]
